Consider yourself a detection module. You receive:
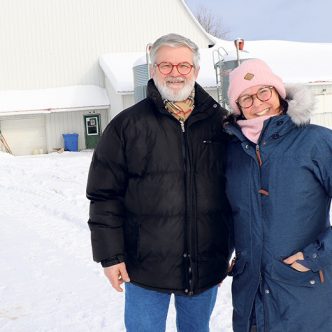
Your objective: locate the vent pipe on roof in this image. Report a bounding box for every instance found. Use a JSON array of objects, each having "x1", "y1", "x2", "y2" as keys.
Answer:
[{"x1": 234, "y1": 38, "x2": 244, "y2": 66}]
